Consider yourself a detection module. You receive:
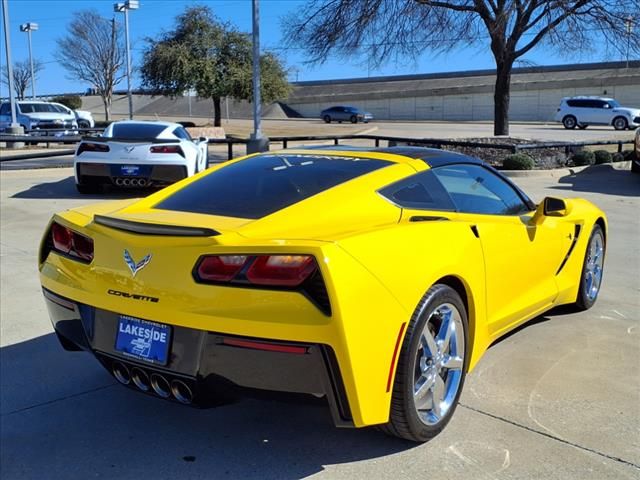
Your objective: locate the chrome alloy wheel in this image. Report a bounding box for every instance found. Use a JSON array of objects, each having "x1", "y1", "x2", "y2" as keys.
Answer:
[
  {"x1": 584, "y1": 230, "x2": 604, "y2": 301},
  {"x1": 412, "y1": 303, "x2": 465, "y2": 426}
]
